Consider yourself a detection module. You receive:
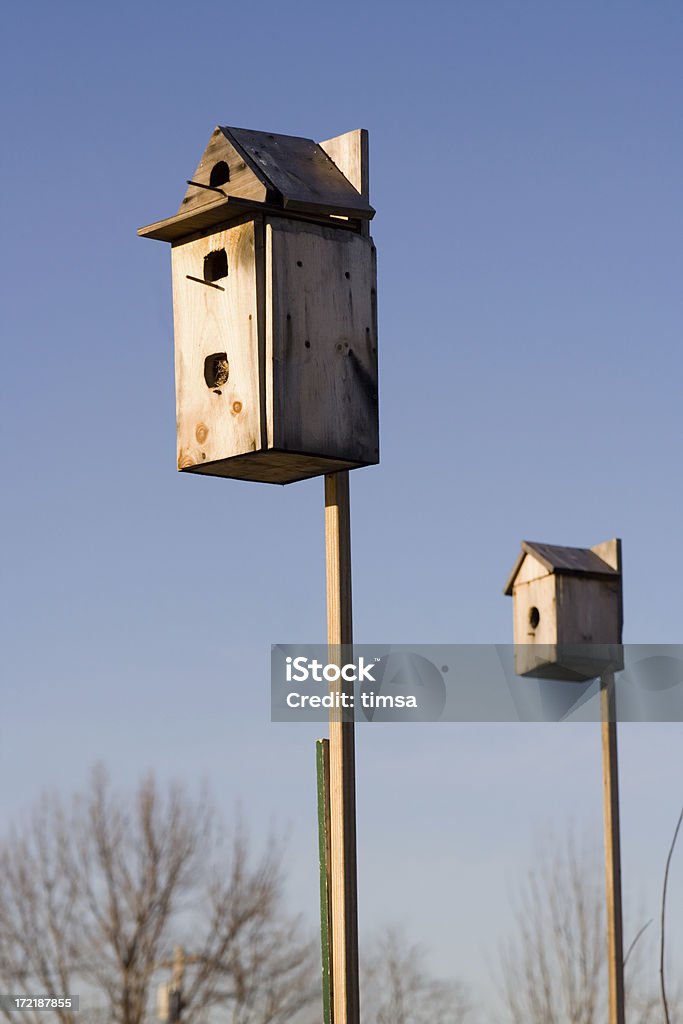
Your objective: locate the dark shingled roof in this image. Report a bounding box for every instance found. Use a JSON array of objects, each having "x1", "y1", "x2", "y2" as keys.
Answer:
[
  {"x1": 221, "y1": 127, "x2": 374, "y2": 218},
  {"x1": 504, "y1": 541, "x2": 619, "y2": 595}
]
